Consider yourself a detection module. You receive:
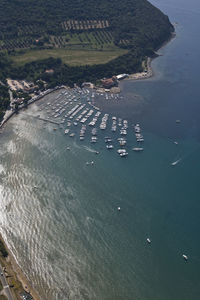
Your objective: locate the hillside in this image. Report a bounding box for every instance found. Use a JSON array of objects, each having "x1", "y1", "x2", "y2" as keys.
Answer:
[
  {"x1": 0, "y1": 0, "x2": 173, "y2": 51},
  {"x1": 0, "y1": 0, "x2": 174, "y2": 87}
]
